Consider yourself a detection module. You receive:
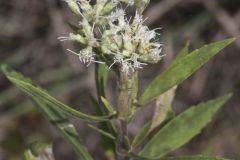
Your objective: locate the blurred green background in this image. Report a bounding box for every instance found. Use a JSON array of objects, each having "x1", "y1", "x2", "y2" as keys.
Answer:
[{"x1": 0, "y1": 0, "x2": 240, "y2": 159}]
